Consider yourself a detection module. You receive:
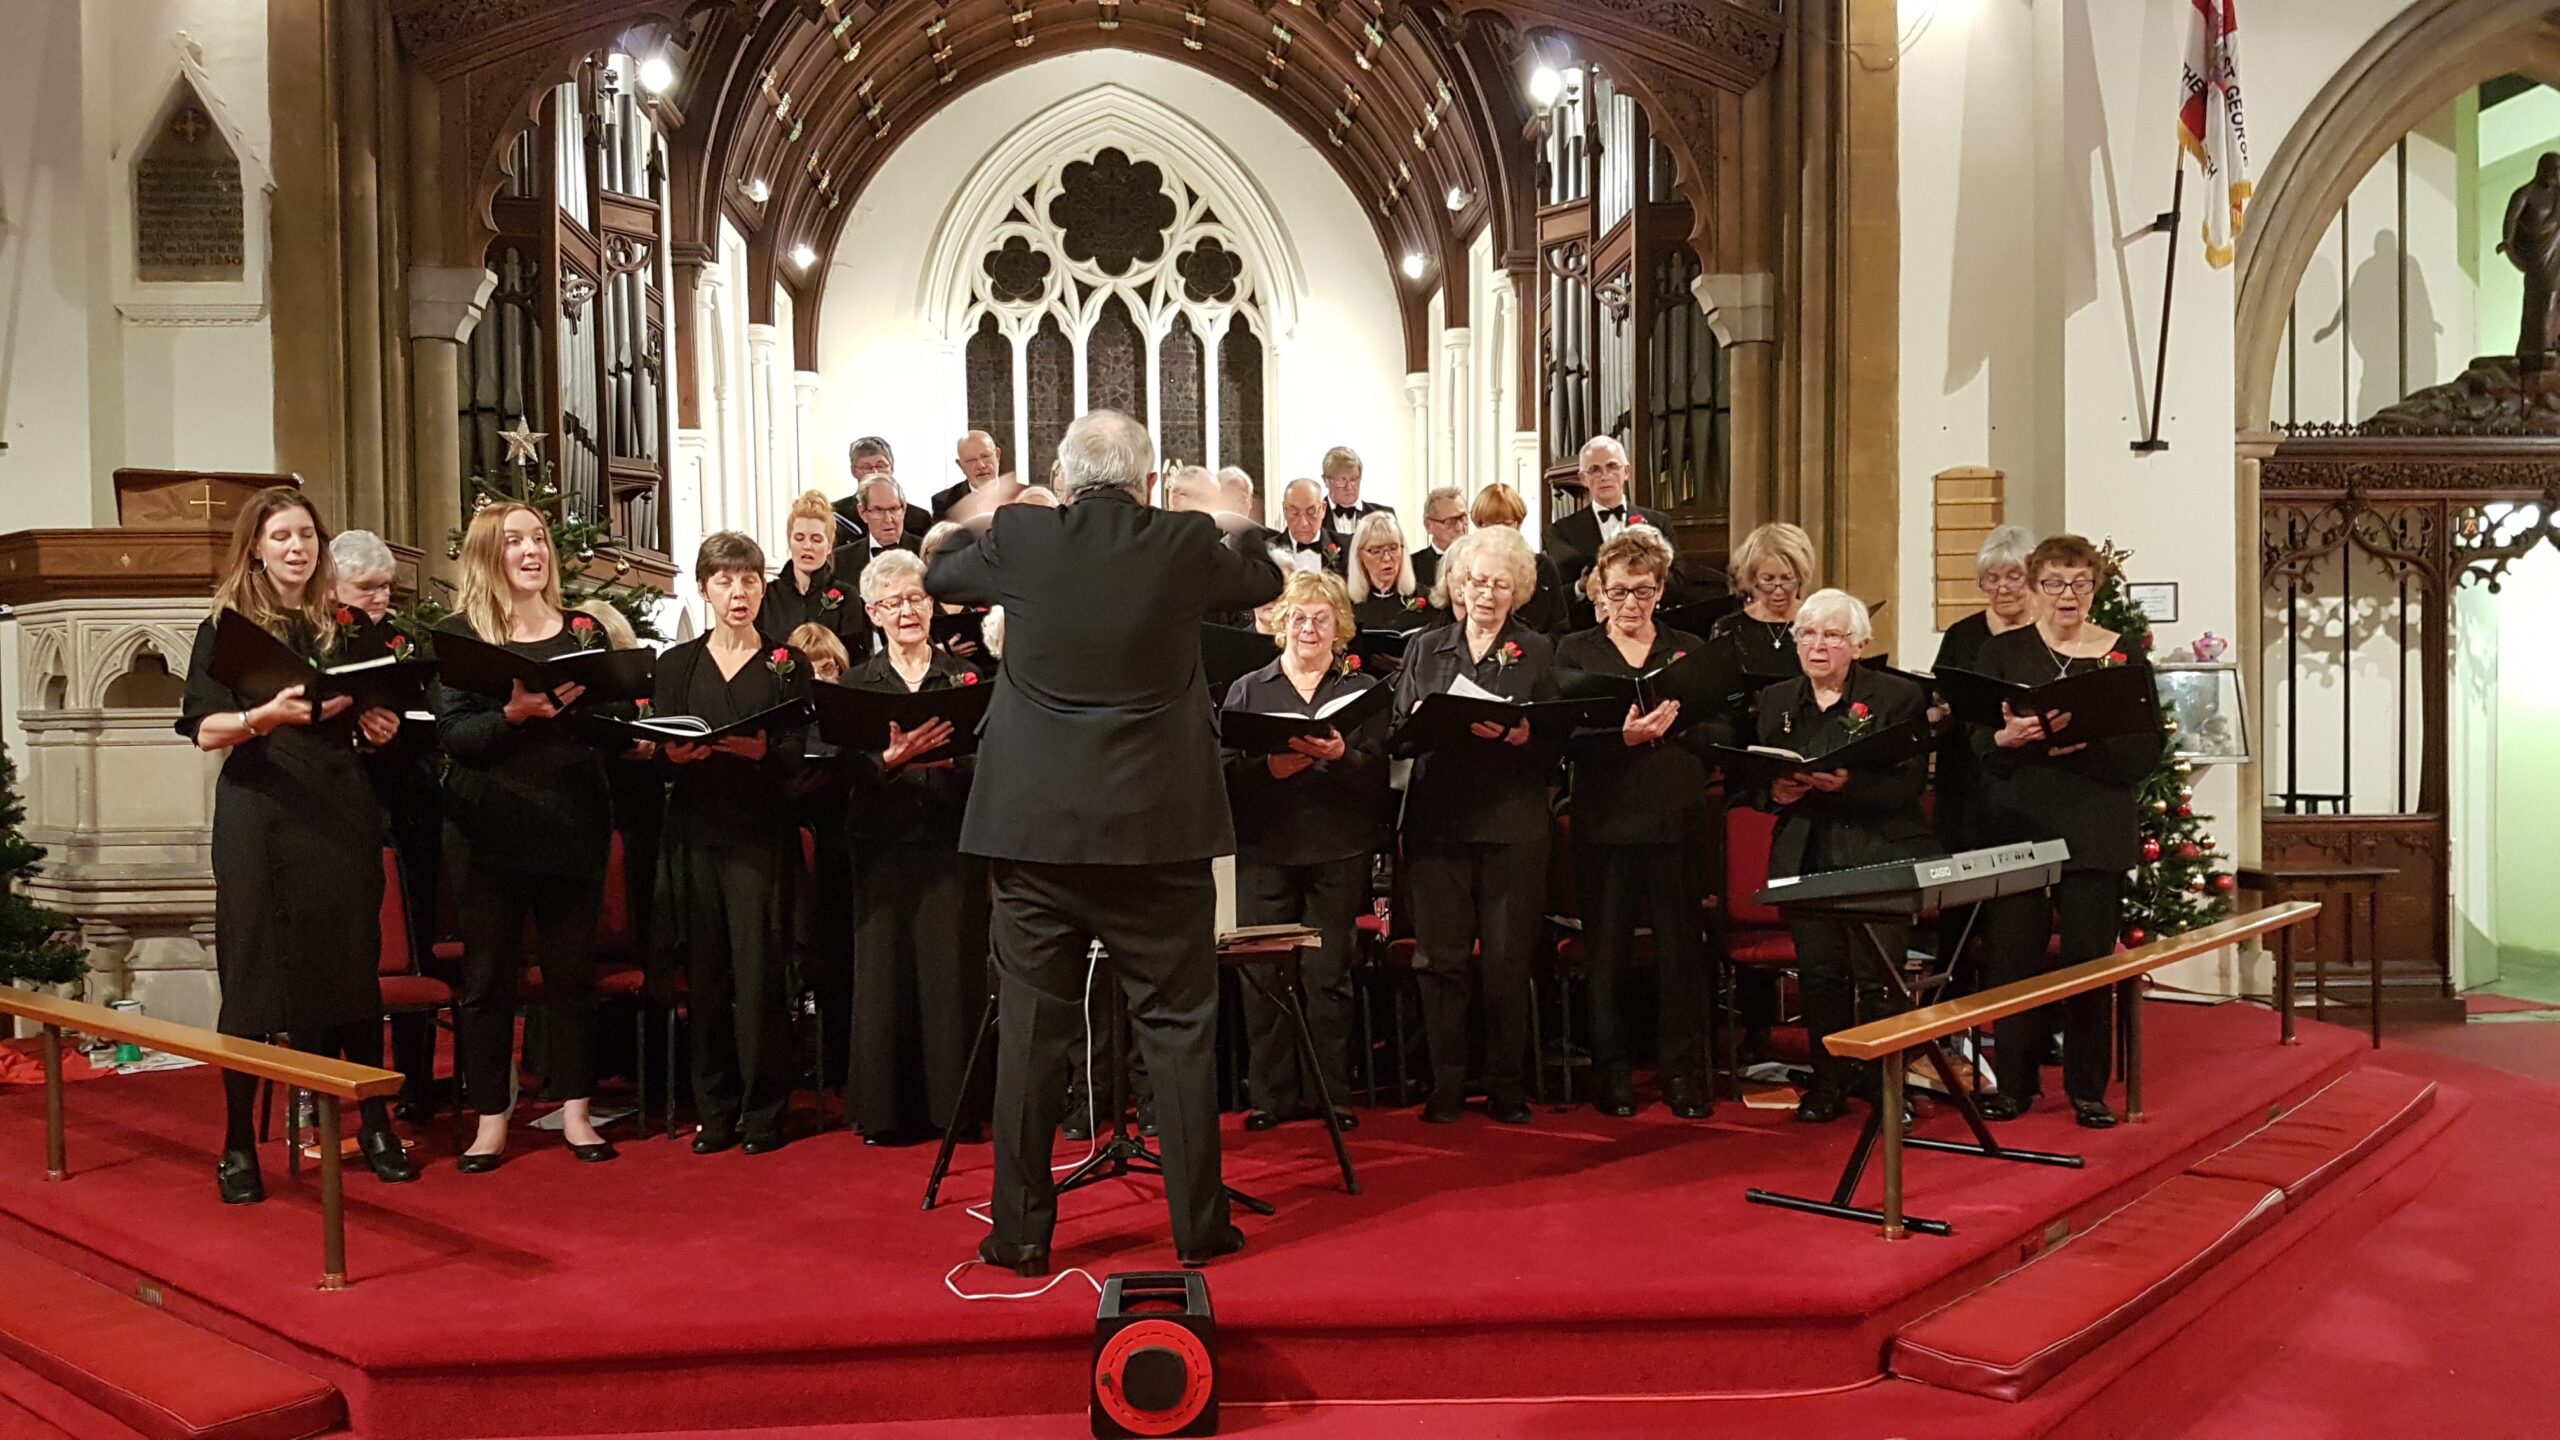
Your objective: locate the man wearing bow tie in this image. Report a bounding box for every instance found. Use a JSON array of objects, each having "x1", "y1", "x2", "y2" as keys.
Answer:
[
  {"x1": 841, "y1": 477, "x2": 924, "y2": 567},
  {"x1": 1278, "y1": 478, "x2": 1346, "y2": 575},
  {"x1": 1543, "y1": 435, "x2": 1685, "y2": 630},
  {"x1": 1320, "y1": 446, "x2": 1392, "y2": 541}
]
